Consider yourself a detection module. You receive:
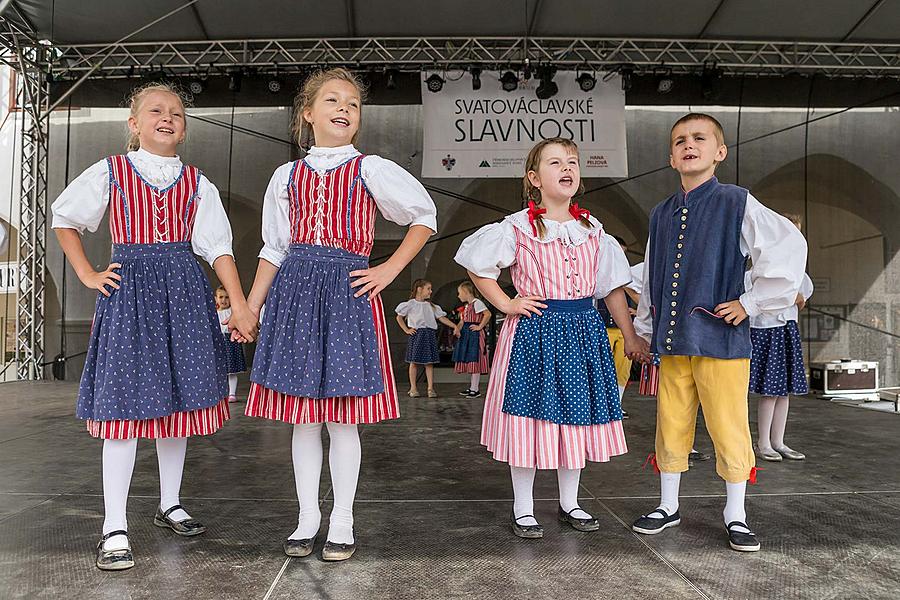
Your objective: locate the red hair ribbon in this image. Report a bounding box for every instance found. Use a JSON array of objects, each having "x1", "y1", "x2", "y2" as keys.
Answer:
[
  {"x1": 749, "y1": 466, "x2": 762, "y2": 485},
  {"x1": 527, "y1": 200, "x2": 546, "y2": 237},
  {"x1": 569, "y1": 201, "x2": 590, "y2": 221},
  {"x1": 642, "y1": 453, "x2": 660, "y2": 475}
]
